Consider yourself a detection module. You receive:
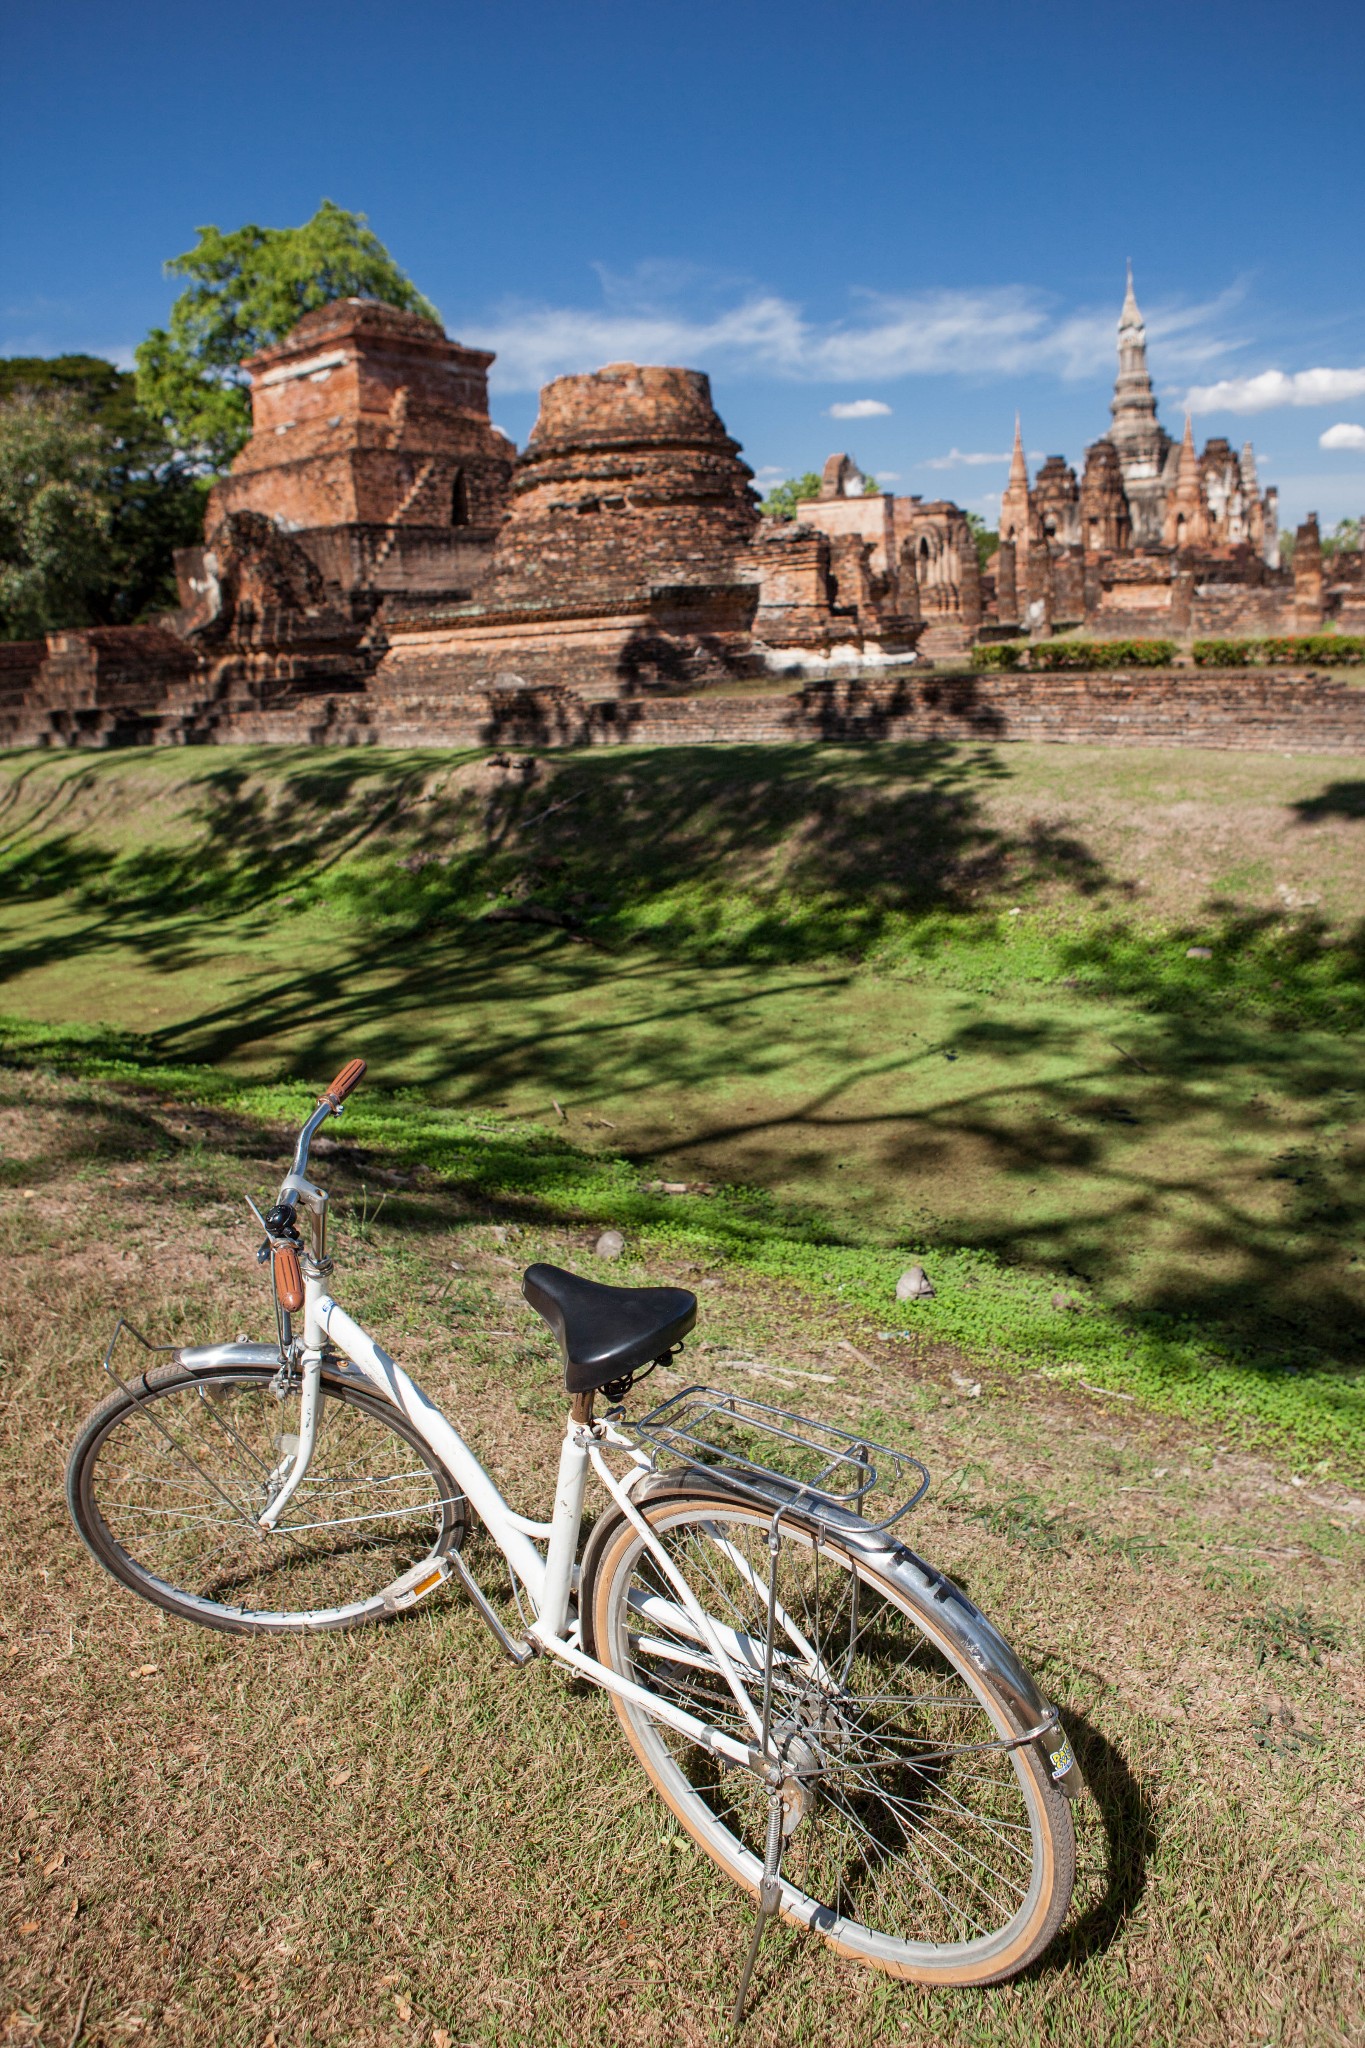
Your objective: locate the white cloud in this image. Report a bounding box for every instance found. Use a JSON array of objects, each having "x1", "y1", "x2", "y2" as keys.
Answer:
[
  {"x1": 1320, "y1": 421, "x2": 1365, "y2": 452},
  {"x1": 923, "y1": 447, "x2": 1013, "y2": 469},
  {"x1": 827, "y1": 397, "x2": 892, "y2": 419},
  {"x1": 1184, "y1": 366, "x2": 1365, "y2": 414},
  {"x1": 875, "y1": 470, "x2": 901, "y2": 481},
  {"x1": 475, "y1": 268, "x2": 1246, "y2": 395}
]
